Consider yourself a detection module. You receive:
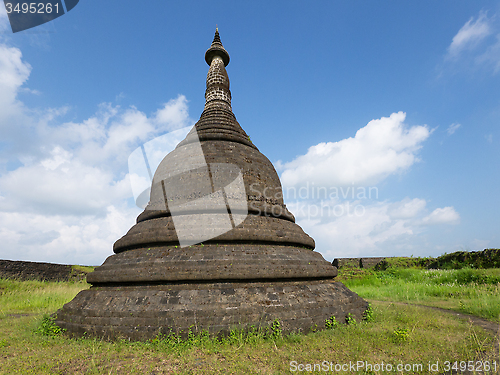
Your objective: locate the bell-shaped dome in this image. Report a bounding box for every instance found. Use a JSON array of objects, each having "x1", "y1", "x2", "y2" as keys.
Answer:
[{"x1": 112, "y1": 28, "x2": 316, "y2": 255}]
